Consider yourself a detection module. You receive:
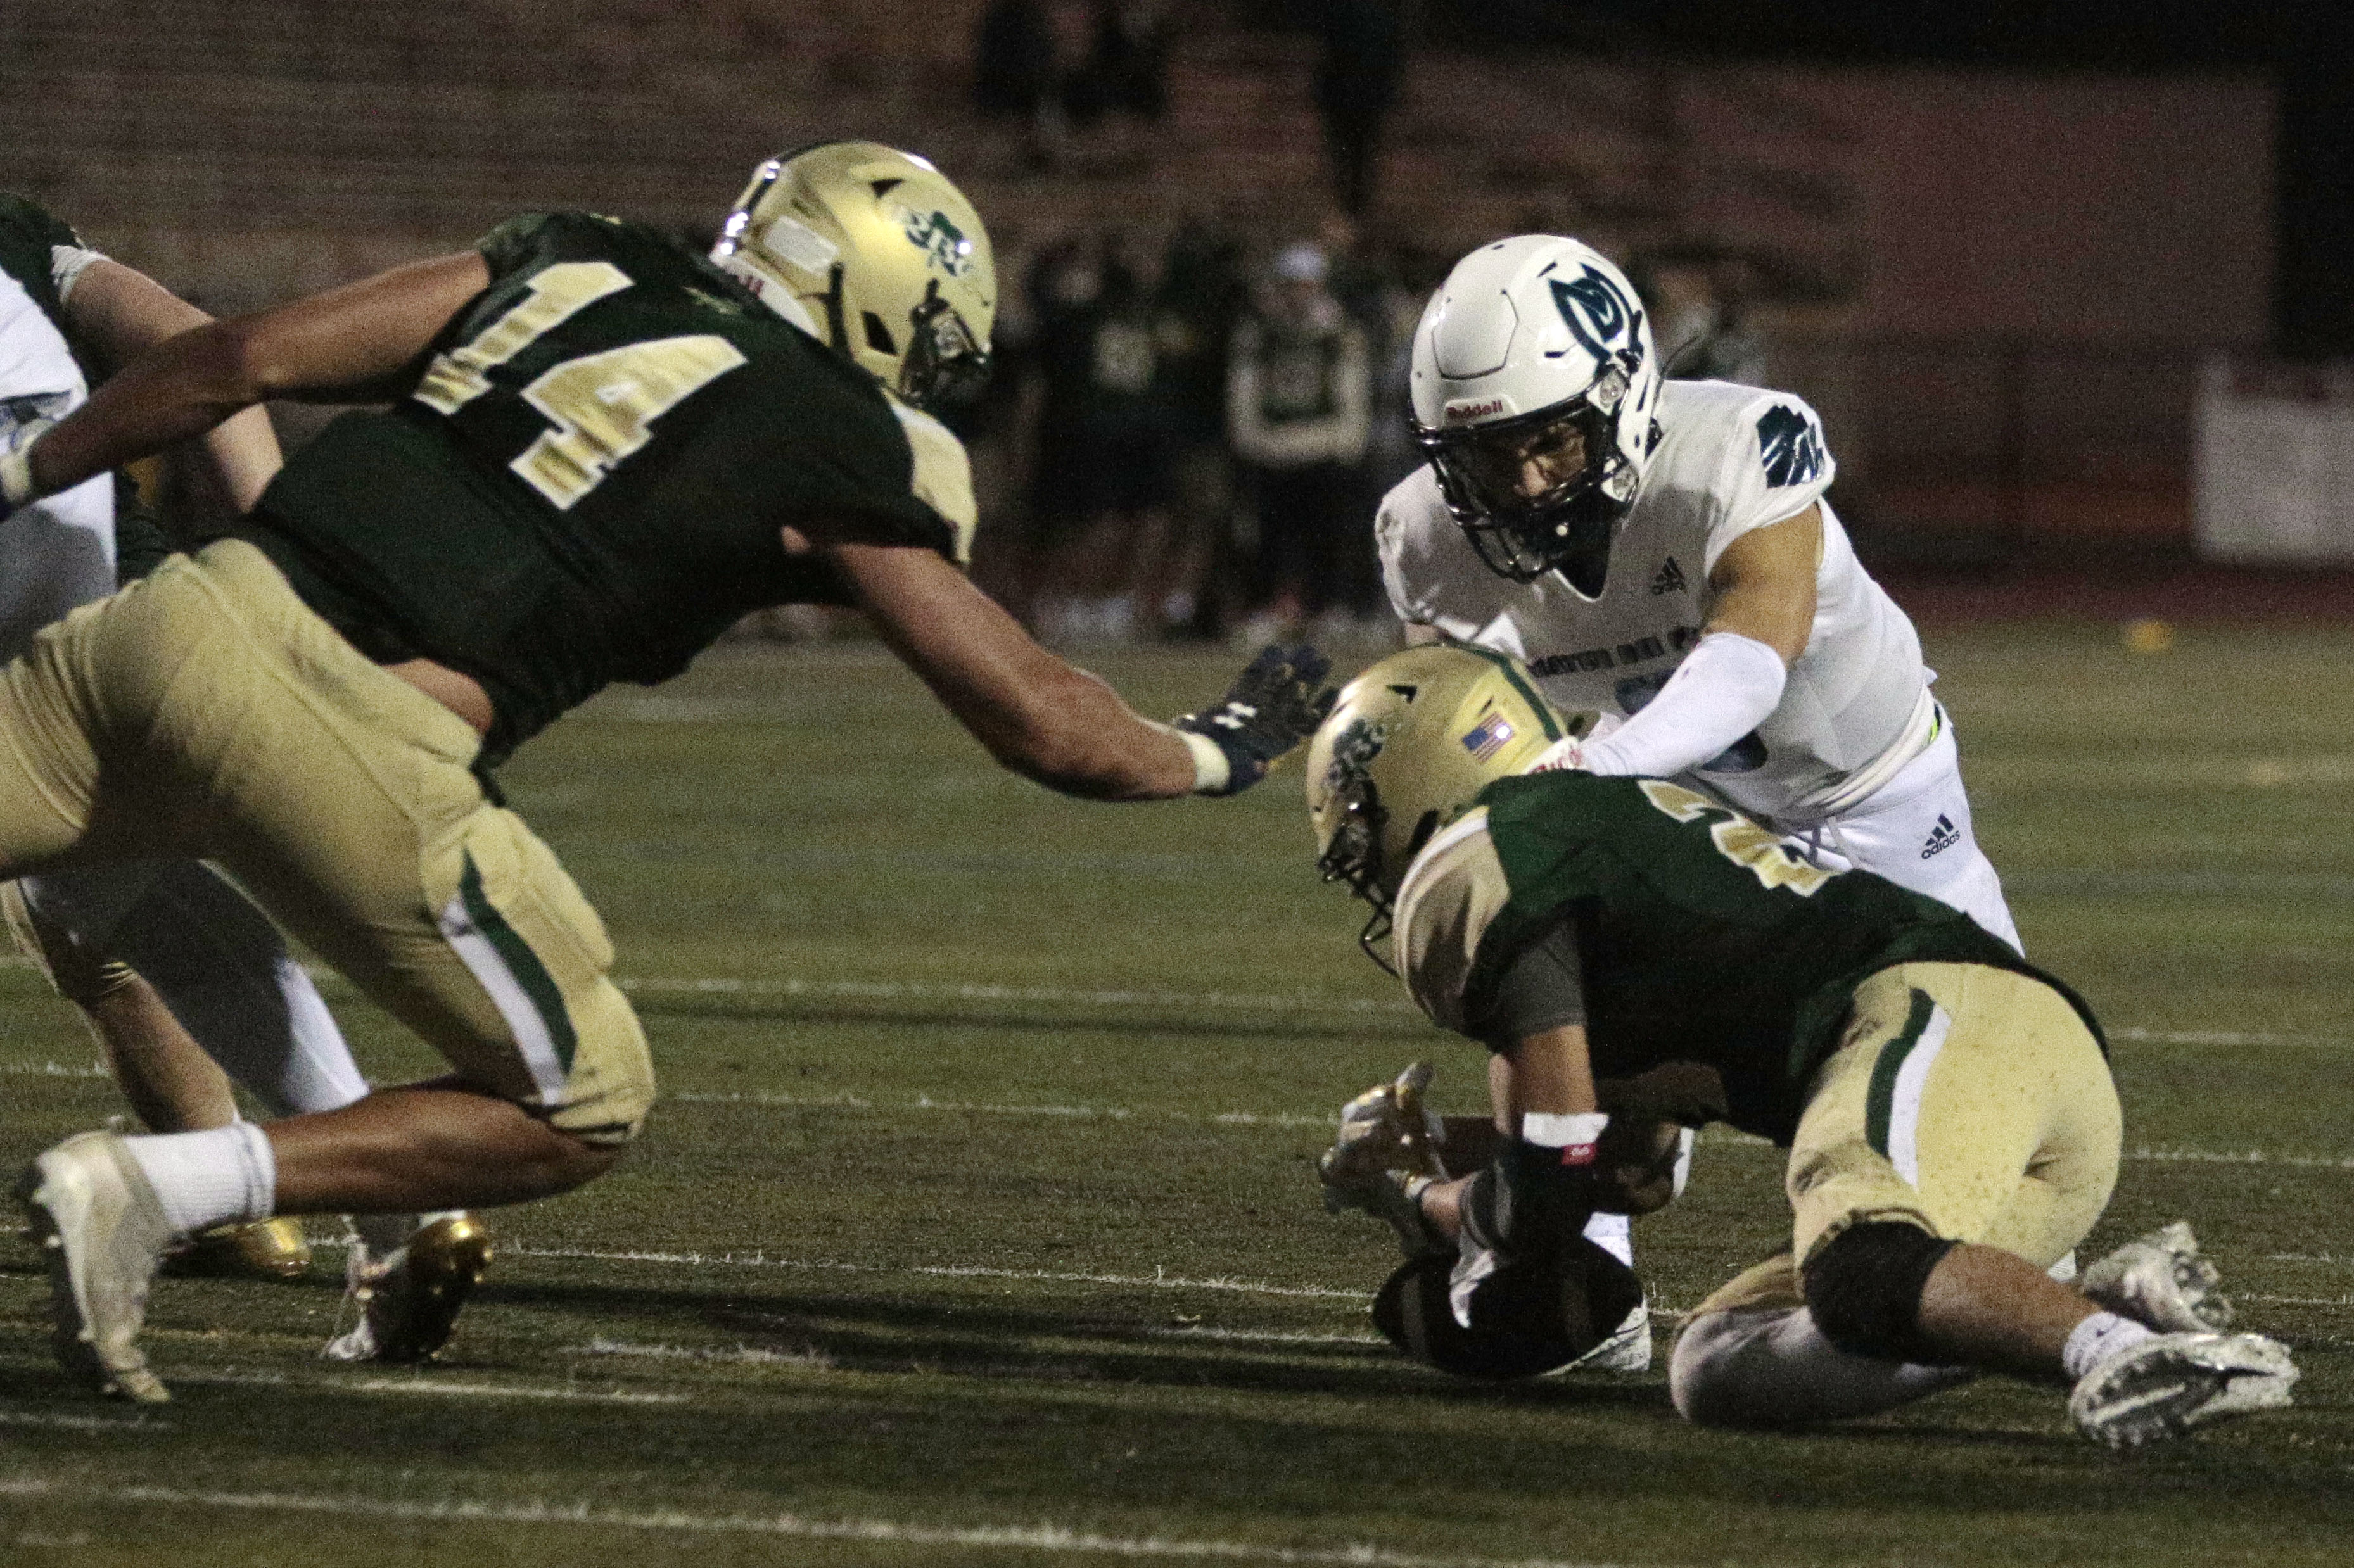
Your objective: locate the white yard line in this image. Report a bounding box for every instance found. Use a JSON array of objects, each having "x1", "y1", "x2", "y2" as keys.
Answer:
[
  {"x1": 576, "y1": 1337, "x2": 835, "y2": 1369},
  {"x1": 0, "y1": 1477, "x2": 1649, "y2": 1568},
  {"x1": 0, "y1": 1409, "x2": 170, "y2": 1433},
  {"x1": 347, "y1": 1379, "x2": 687, "y2": 1405},
  {"x1": 499, "y1": 1246, "x2": 1373, "y2": 1302}
]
